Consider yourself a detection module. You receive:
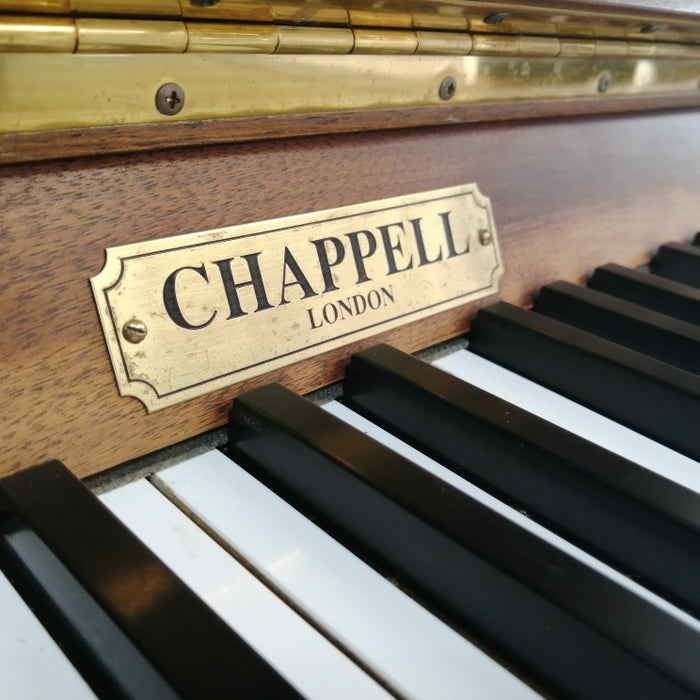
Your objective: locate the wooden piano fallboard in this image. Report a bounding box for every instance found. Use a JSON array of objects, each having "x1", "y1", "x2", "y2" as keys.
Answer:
[
  {"x1": 2, "y1": 0, "x2": 700, "y2": 480},
  {"x1": 3, "y1": 110, "x2": 700, "y2": 479}
]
